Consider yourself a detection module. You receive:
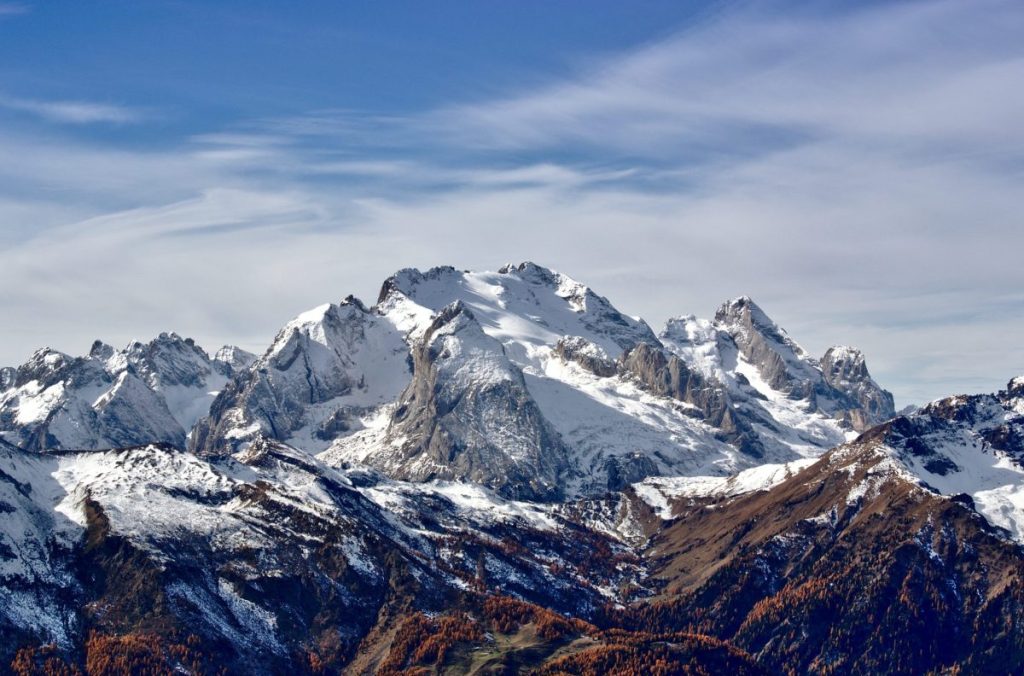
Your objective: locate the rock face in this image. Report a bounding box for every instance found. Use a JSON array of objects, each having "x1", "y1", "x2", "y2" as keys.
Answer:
[
  {"x1": 0, "y1": 334, "x2": 250, "y2": 451},
  {"x1": 618, "y1": 342, "x2": 764, "y2": 458},
  {"x1": 378, "y1": 302, "x2": 571, "y2": 501},
  {"x1": 820, "y1": 345, "x2": 896, "y2": 430},
  {"x1": 661, "y1": 297, "x2": 895, "y2": 438},
  {"x1": 714, "y1": 296, "x2": 822, "y2": 396}
]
